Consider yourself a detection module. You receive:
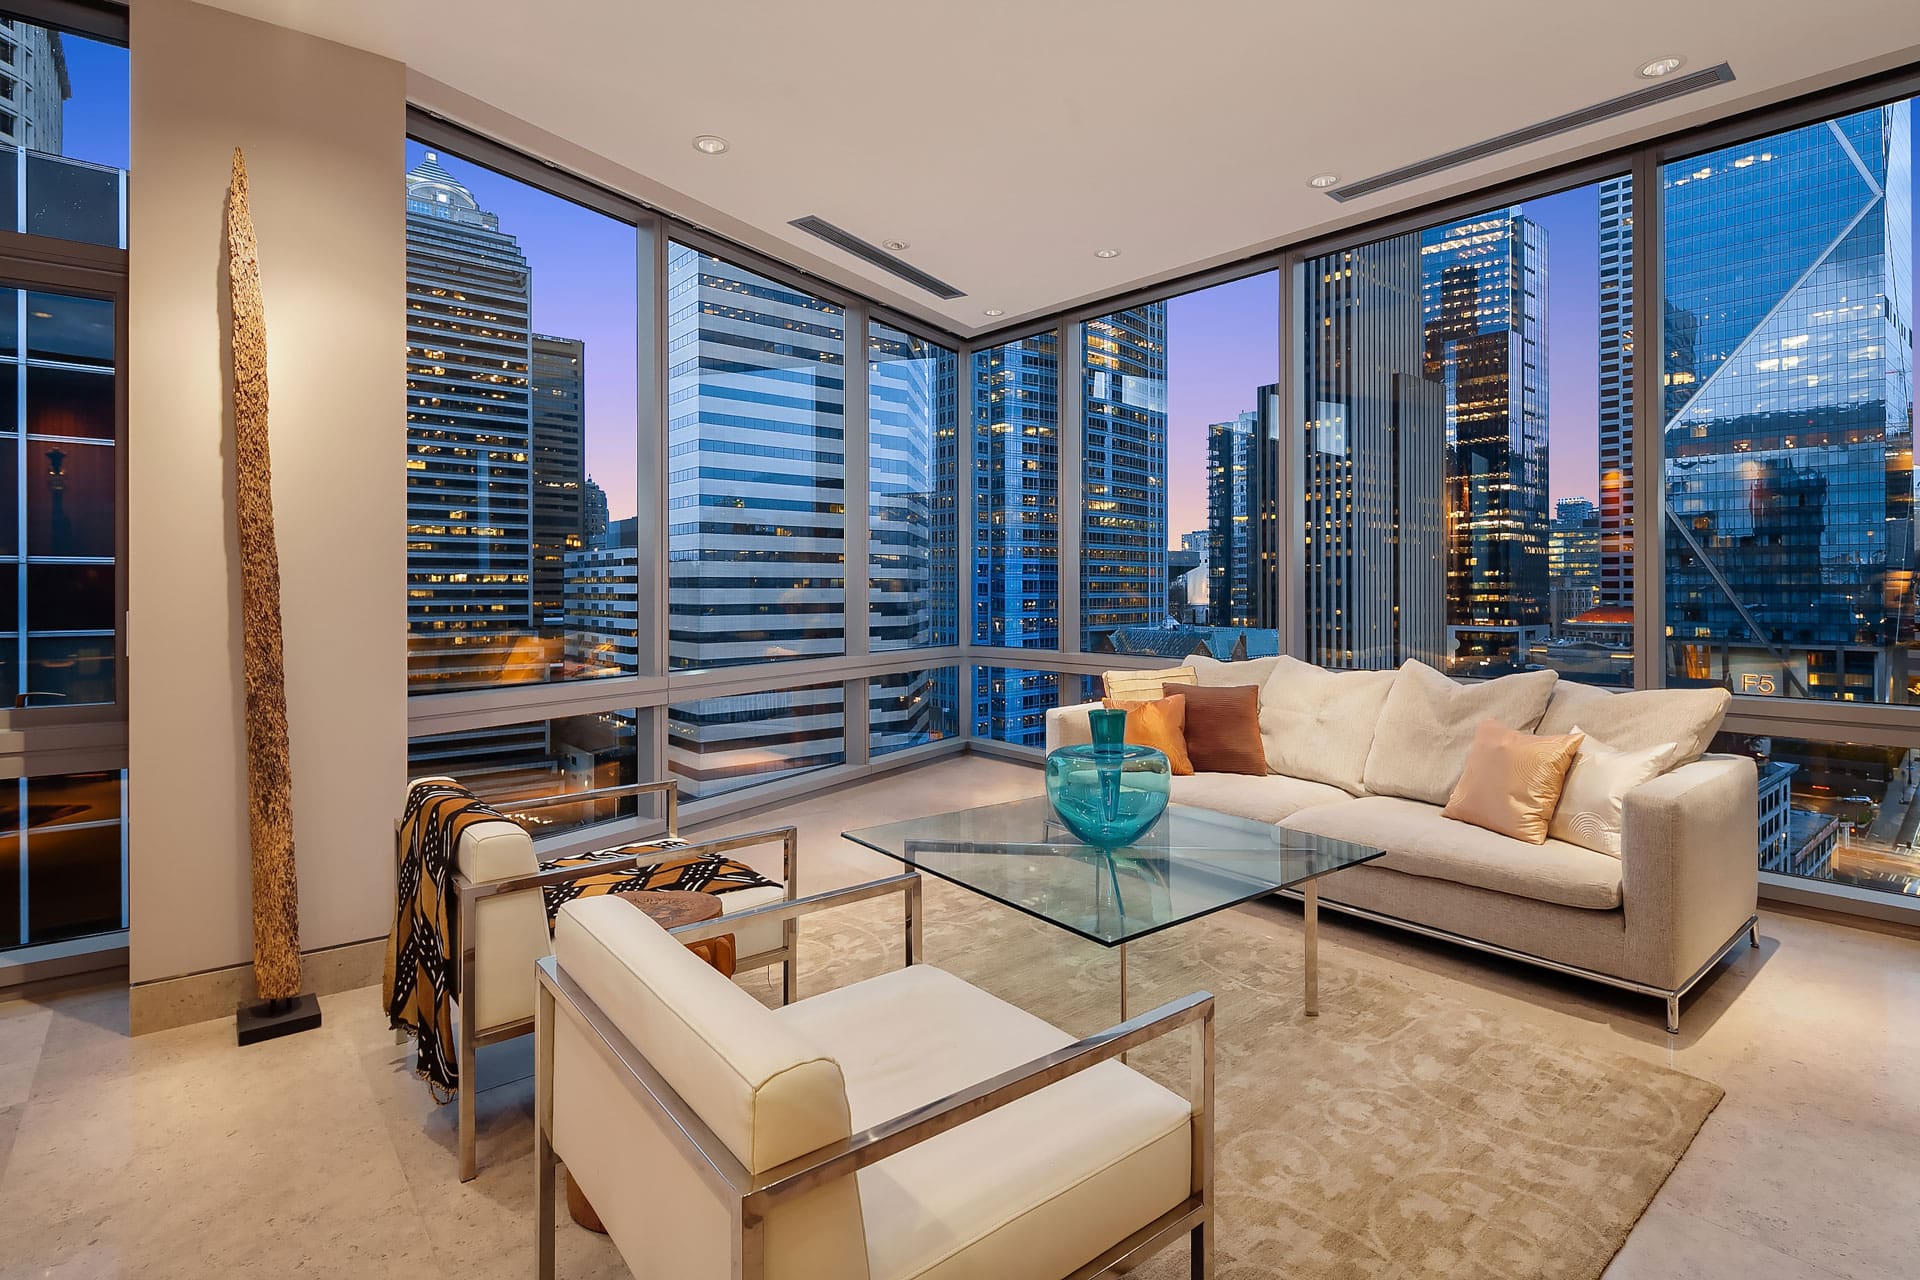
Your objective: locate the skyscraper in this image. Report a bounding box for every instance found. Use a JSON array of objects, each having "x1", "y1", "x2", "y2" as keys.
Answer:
[
  {"x1": 1548, "y1": 497, "x2": 1602, "y2": 625},
  {"x1": 1300, "y1": 236, "x2": 1447, "y2": 668},
  {"x1": 581, "y1": 476, "x2": 610, "y2": 549},
  {"x1": 404, "y1": 153, "x2": 538, "y2": 689},
  {"x1": 0, "y1": 19, "x2": 66, "y2": 151},
  {"x1": 1596, "y1": 177, "x2": 1635, "y2": 609},
  {"x1": 1422, "y1": 210, "x2": 1551, "y2": 671},
  {"x1": 530, "y1": 334, "x2": 585, "y2": 631},
  {"x1": 868, "y1": 326, "x2": 946, "y2": 651},
  {"x1": 1664, "y1": 105, "x2": 1916, "y2": 700},
  {"x1": 1207, "y1": 409, "x2": 1260, "y2": 628},
  {"x1": 1082, "y1": 306, "x2": 1168, "y2": 645}
]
